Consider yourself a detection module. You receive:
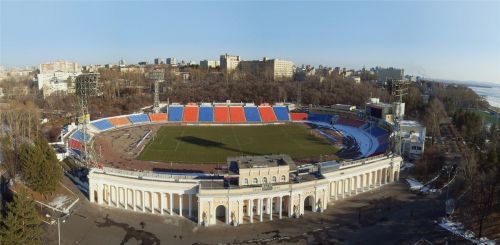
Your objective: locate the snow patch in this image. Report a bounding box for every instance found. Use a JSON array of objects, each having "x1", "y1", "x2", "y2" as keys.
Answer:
[
  {"x1": 49, "y1": 195, "x2": 71, "y2": 209},
  {"x1": 437, "y1": 218, "x2": 496, "y2": 245}
]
